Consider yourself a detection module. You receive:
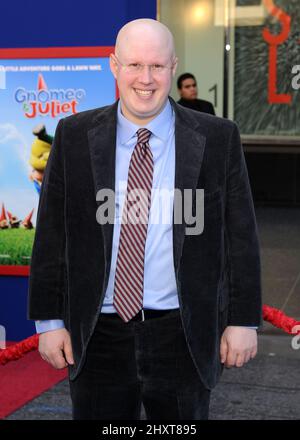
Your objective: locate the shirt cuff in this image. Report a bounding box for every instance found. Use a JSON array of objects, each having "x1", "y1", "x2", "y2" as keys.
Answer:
[
  {"x1": 35, "y1": 319, "x2": 65, "y2": 334},
  {"x1": 230, "y1": 326, "x2": 258, "y2": 329}
]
